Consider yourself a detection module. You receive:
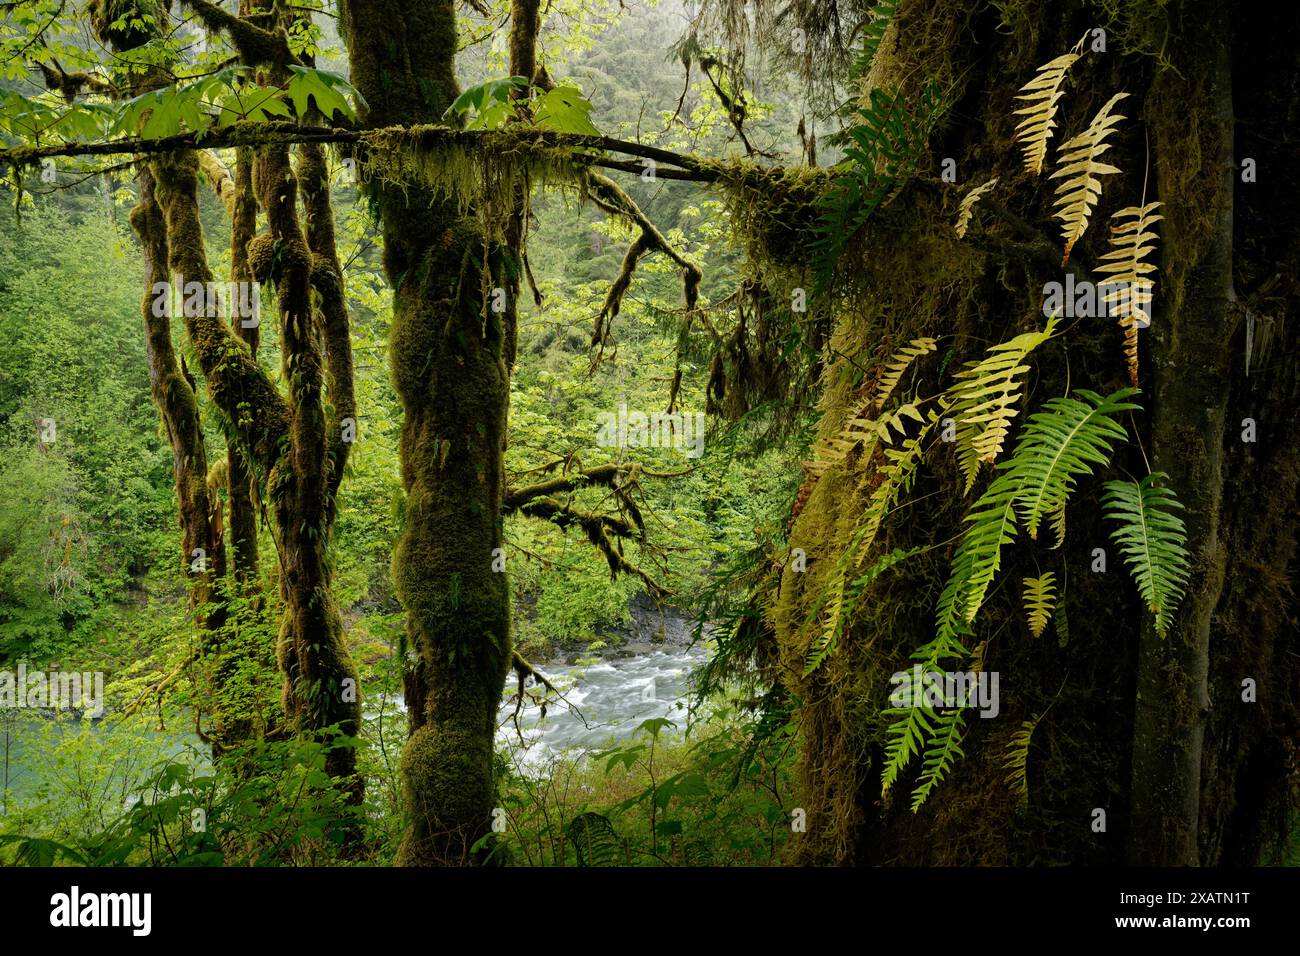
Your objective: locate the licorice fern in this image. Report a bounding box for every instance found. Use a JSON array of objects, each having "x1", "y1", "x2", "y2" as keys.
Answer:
[
  {"x1": 911, "y1": 707, "x2": 967, "y2": 810},
  {"x1": 1050, "y1": 92, "x2": 1127, "y2": 264},
  {"x1": 805, "y1": 407, "x2": 939, "y2": 674},
  {"x1": 884, "y1": 385, "x2": 1139, "y2": 808},
  {"x1": 949, "y1": 319, "x2": 1058, "y2": 494},
  {"x1": 1102, "y1": 473, "x2": 1191, "y2": 637},
  {"x1": 1095, "y1": 202, "x2": 1163, "y2": 386},
  {"x1": 1012, "y1": 34, "x2": 1087, "y2": 175},
  {"x1": 807, "y1": 337, "x2": 935, "y2": 477},
  {"x1": 826, "y1": 1, "x2": 900, "y2": 146},
  {"x1": 855, "y1": 0, "x2": 897, "y2": 84},
  {"x1": 1022, "y1": 572, "x2": 1057, "y2": 637},
  {"x1": 1003, "y1": 715, "x2": 1042, "y2": 808},
  {"x1": 954, "y1": 177, "x2": 998, "y2": 239},
  {"x1": 813, "y1": 82, "x2": 946, "y2": 289},
  {"x1": 873, "y1": 337, "x2": 937, "y2": 409},
  {"x1": 804, "y1": 545, "x2": 921, "y2": 675},
  {"x1": 1010, "y1": 387, "x2": 1141, "y2": 538}
]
